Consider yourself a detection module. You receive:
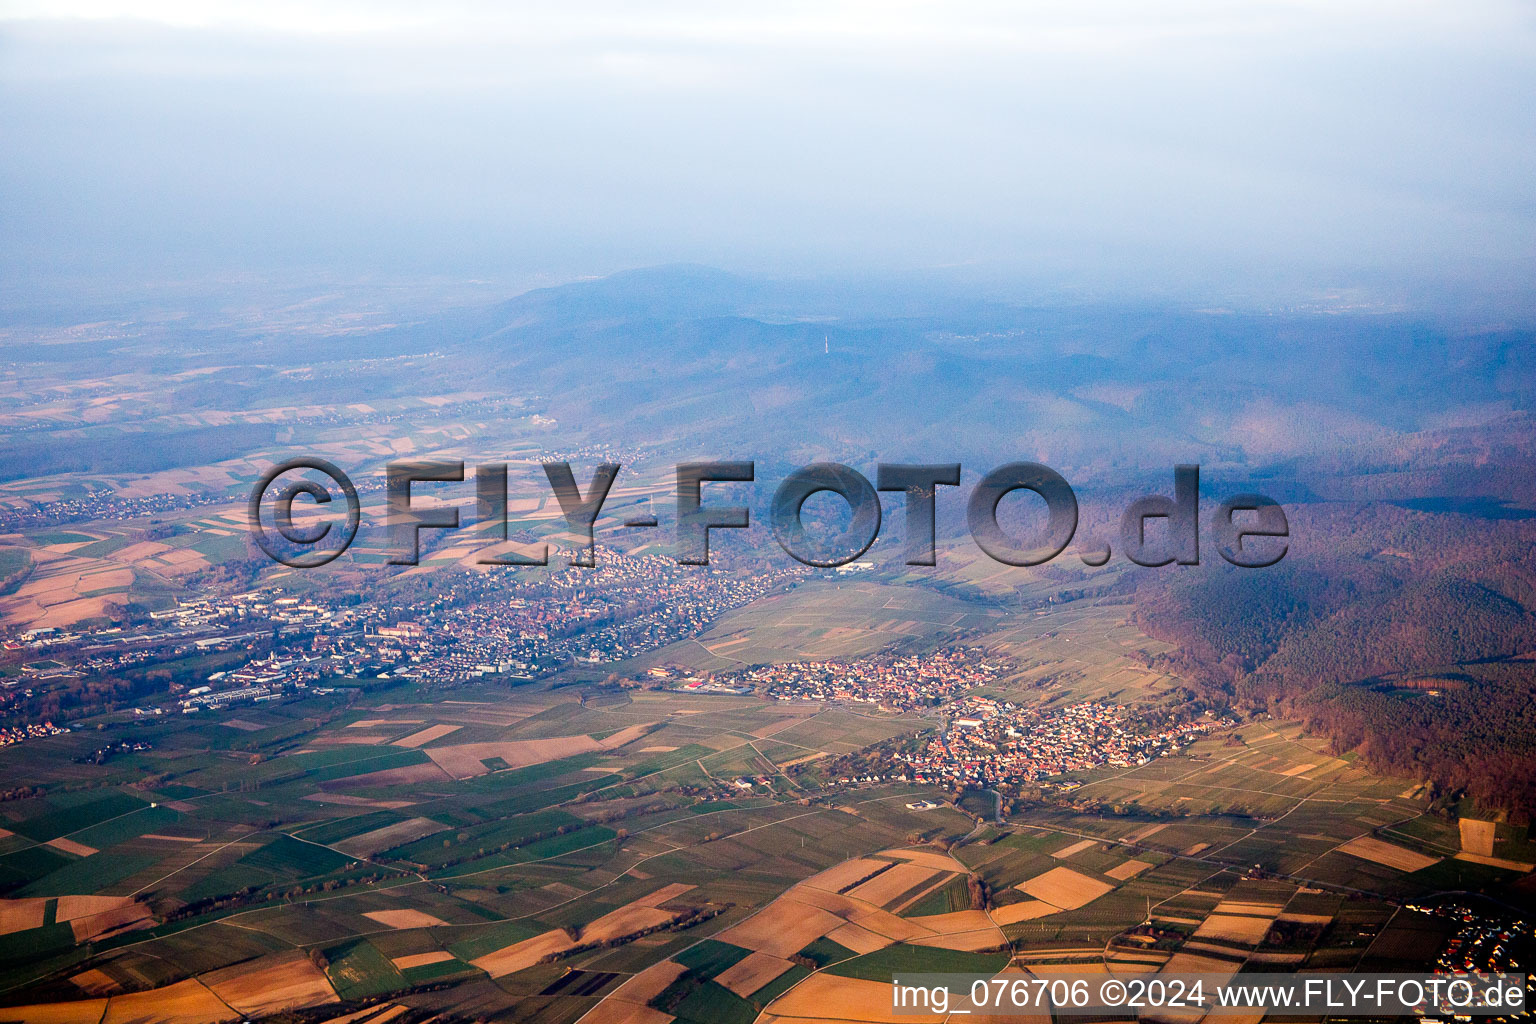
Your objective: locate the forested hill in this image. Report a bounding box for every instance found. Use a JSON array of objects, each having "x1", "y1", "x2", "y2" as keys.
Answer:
[{"x1": 1135, "y1": 498, "x2": 1536, "y2": 817}]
